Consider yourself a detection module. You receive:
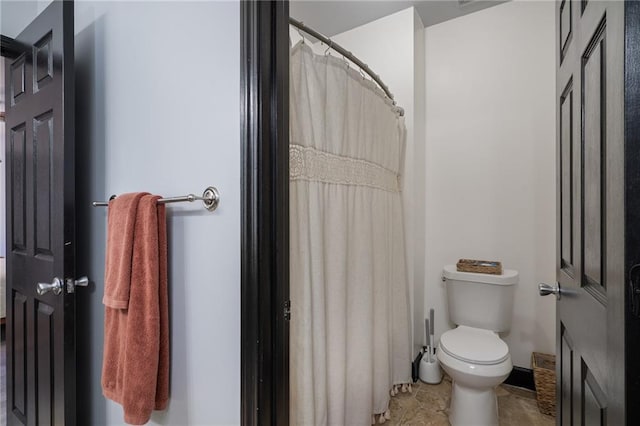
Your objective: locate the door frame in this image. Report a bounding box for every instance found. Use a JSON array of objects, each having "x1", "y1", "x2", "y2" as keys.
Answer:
[
  {"x1": 1, "y1": 36, "x2": 22, "y2": 59},
  {"x1": 240, "y1": 1, "x2": 290, "y2": 425},
  {"x1": 239, "y1": 0, "x2": 640, "y2": 424},
  {"x1": 625, "y1": 2, "x2": 640, "y2": 422}
]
